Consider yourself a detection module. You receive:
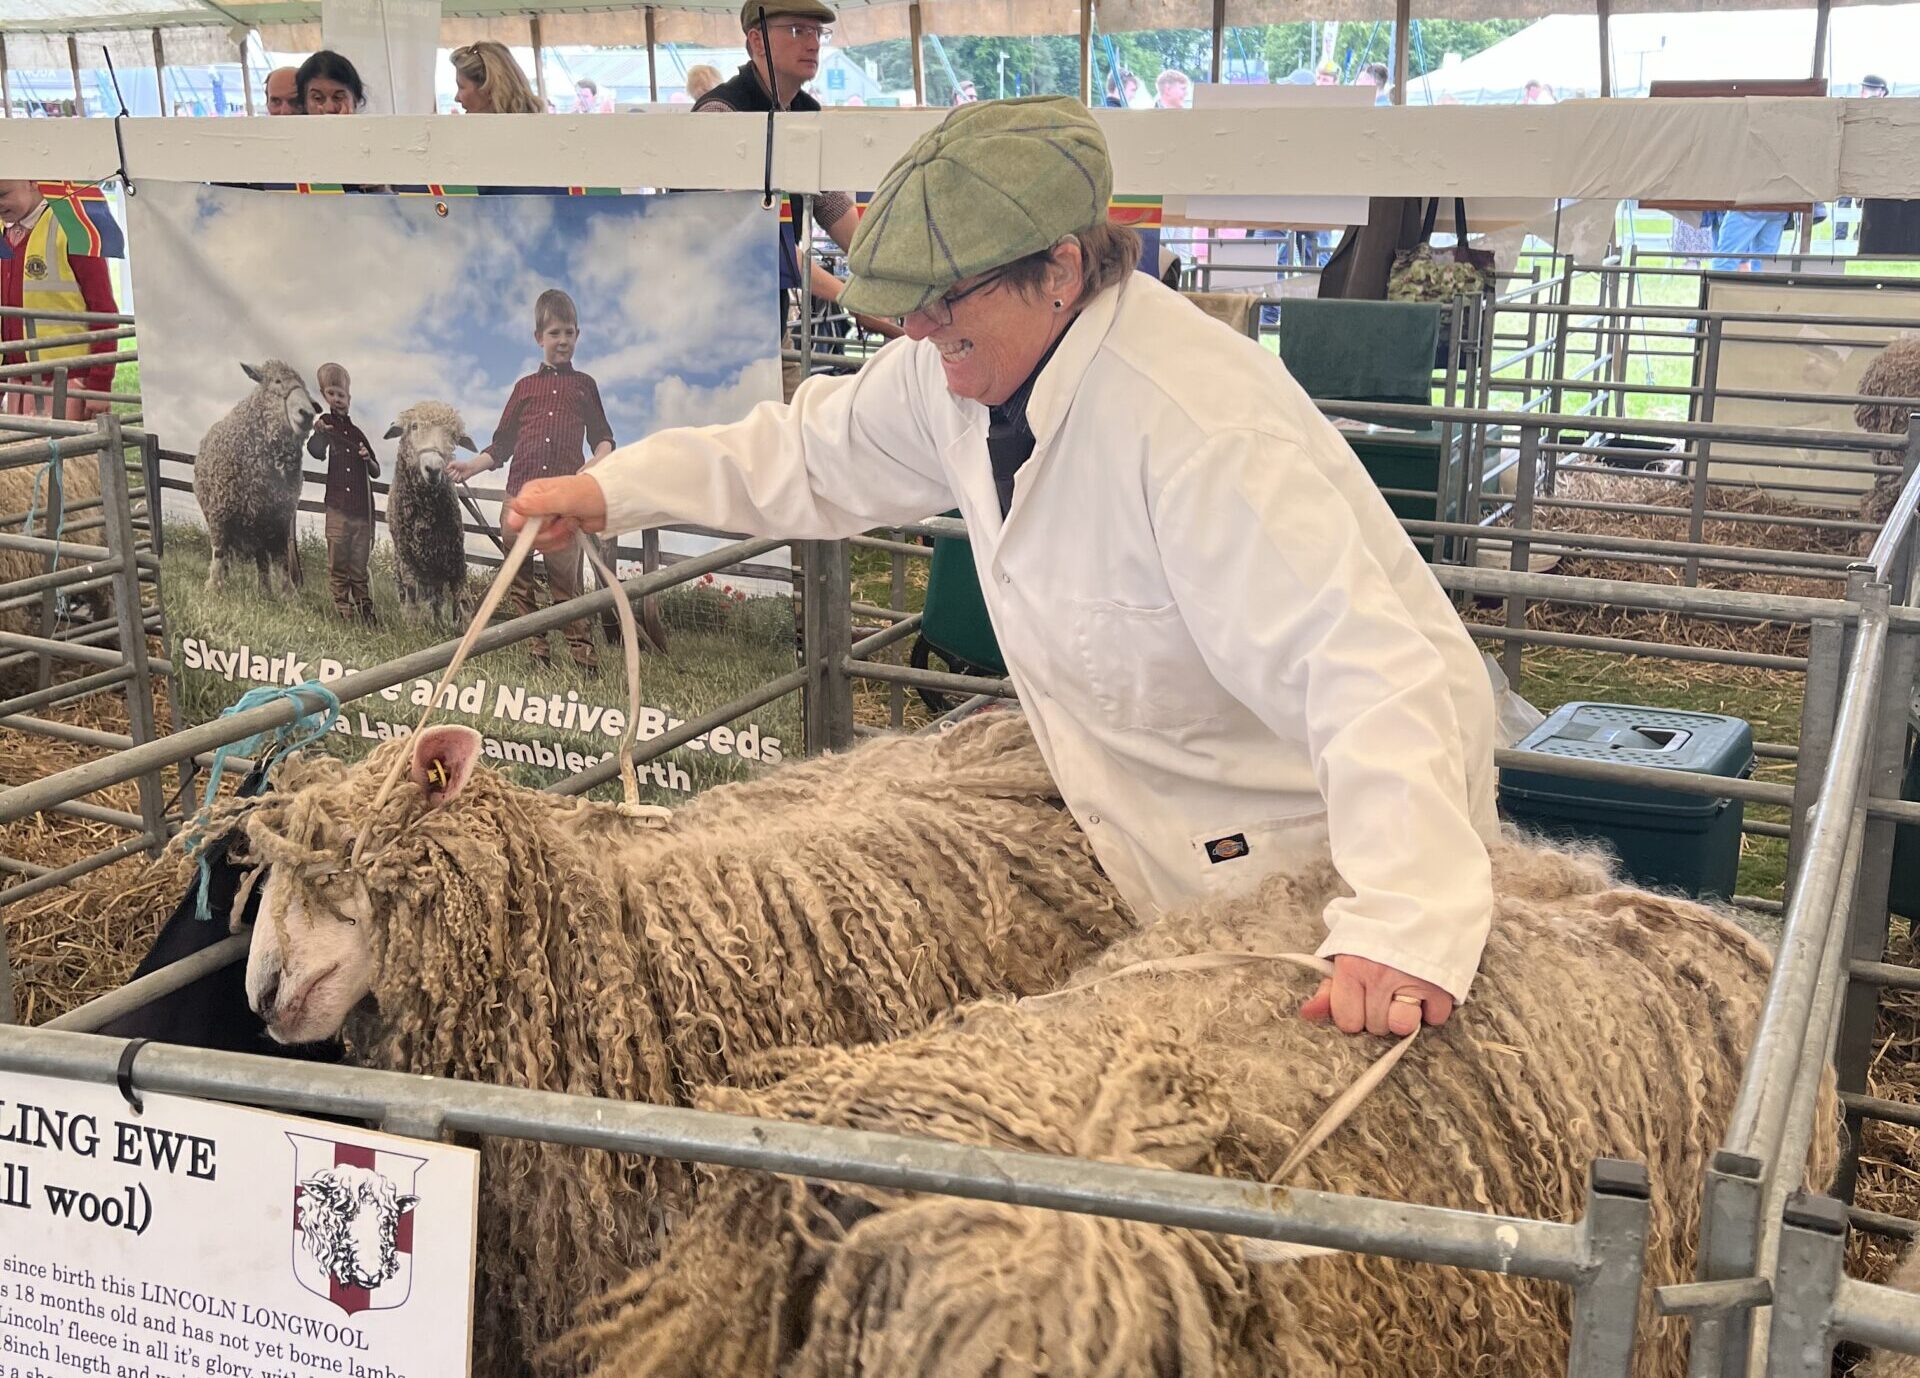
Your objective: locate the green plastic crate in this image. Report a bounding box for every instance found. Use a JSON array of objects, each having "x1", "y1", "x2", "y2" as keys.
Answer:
[{"x1": 1499, "y1": 702, "x2": 1755, "y2": 899}]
